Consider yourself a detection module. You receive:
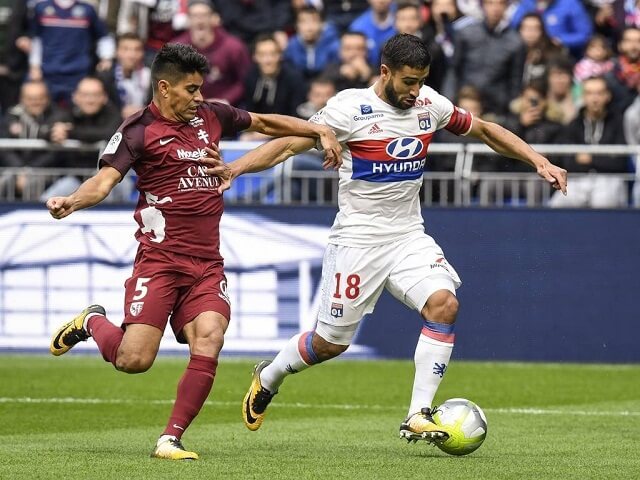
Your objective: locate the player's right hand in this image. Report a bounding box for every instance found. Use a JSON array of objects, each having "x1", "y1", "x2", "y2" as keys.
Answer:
[{"x1": 46, "y1": 196, "x2": 74, "y2": 219}]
